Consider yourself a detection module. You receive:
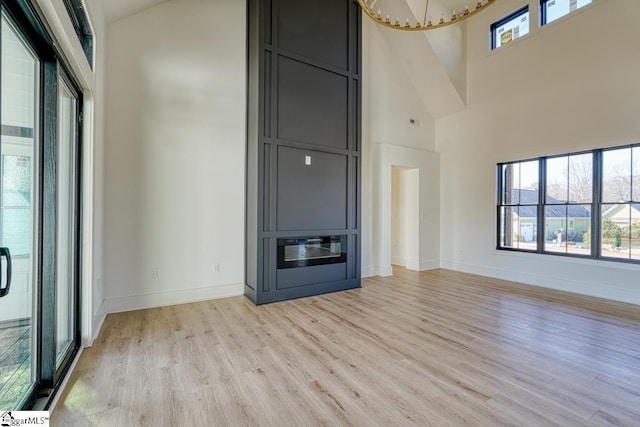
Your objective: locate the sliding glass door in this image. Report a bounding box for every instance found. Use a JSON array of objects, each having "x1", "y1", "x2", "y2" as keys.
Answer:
[
  {"x1": 0, "y1": 1, "x2": 82, "y2": 410},
  {"x1": 55, "y1": 74, "x2": 80, "y2": 373},
  {"x1": 0, "y1": 12, "x2": 38, "y2": 410}
]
